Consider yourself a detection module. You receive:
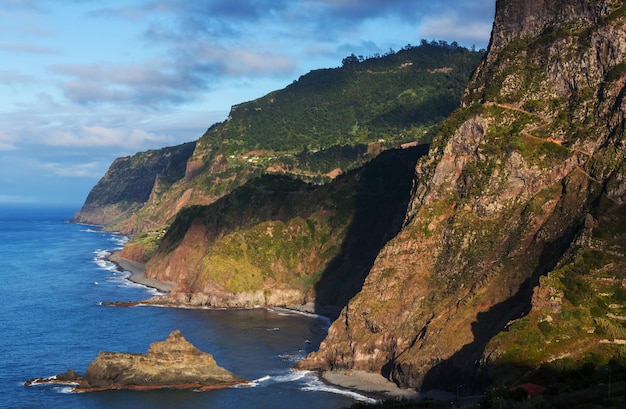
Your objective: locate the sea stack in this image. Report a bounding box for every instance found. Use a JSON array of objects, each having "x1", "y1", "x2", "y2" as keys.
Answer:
[{"x1": 76, "y1": 330, "x2": 246, "y2": 391}]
